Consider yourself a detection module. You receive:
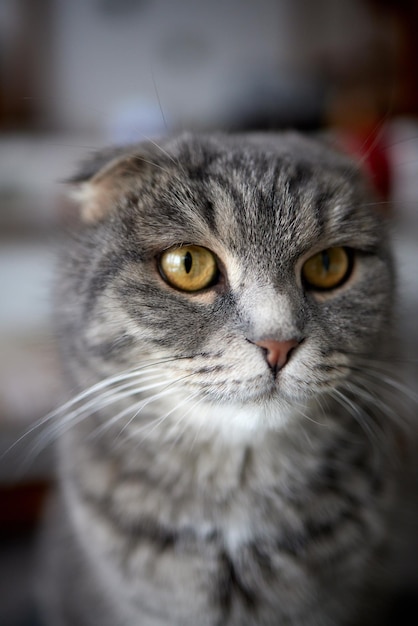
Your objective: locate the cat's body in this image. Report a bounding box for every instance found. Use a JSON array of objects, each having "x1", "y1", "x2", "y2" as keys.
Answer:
[{"x1": 40, "y1": 132, "x2": 408, "y2": 625}]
